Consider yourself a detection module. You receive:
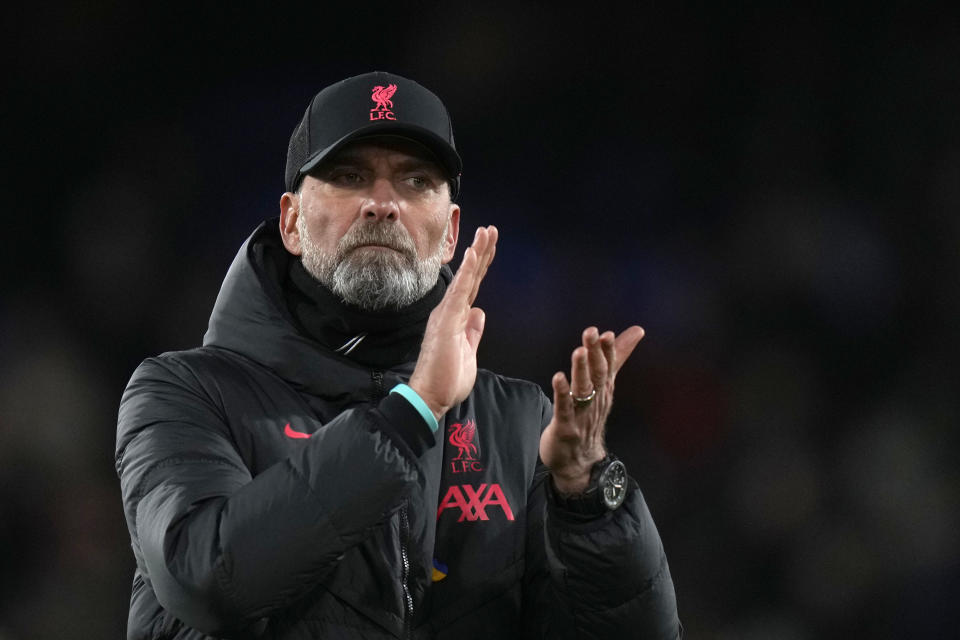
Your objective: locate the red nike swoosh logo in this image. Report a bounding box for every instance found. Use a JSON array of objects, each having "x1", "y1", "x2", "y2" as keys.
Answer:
[{"x1": 284, "y1": 423, "x2": 311, "y2": 439}]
